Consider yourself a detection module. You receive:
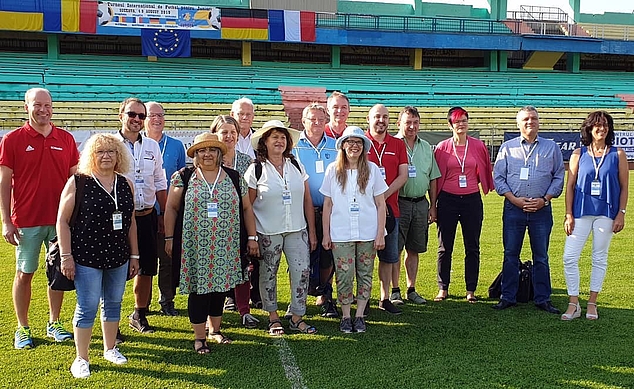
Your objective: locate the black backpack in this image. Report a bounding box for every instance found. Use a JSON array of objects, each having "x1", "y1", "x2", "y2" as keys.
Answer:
[
  {"x1": 253, "y1": 156, "x2": 301, "y2": 180},
  {"x1": 488, "y1": 260, "x2": 534, "y2": 303}
]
